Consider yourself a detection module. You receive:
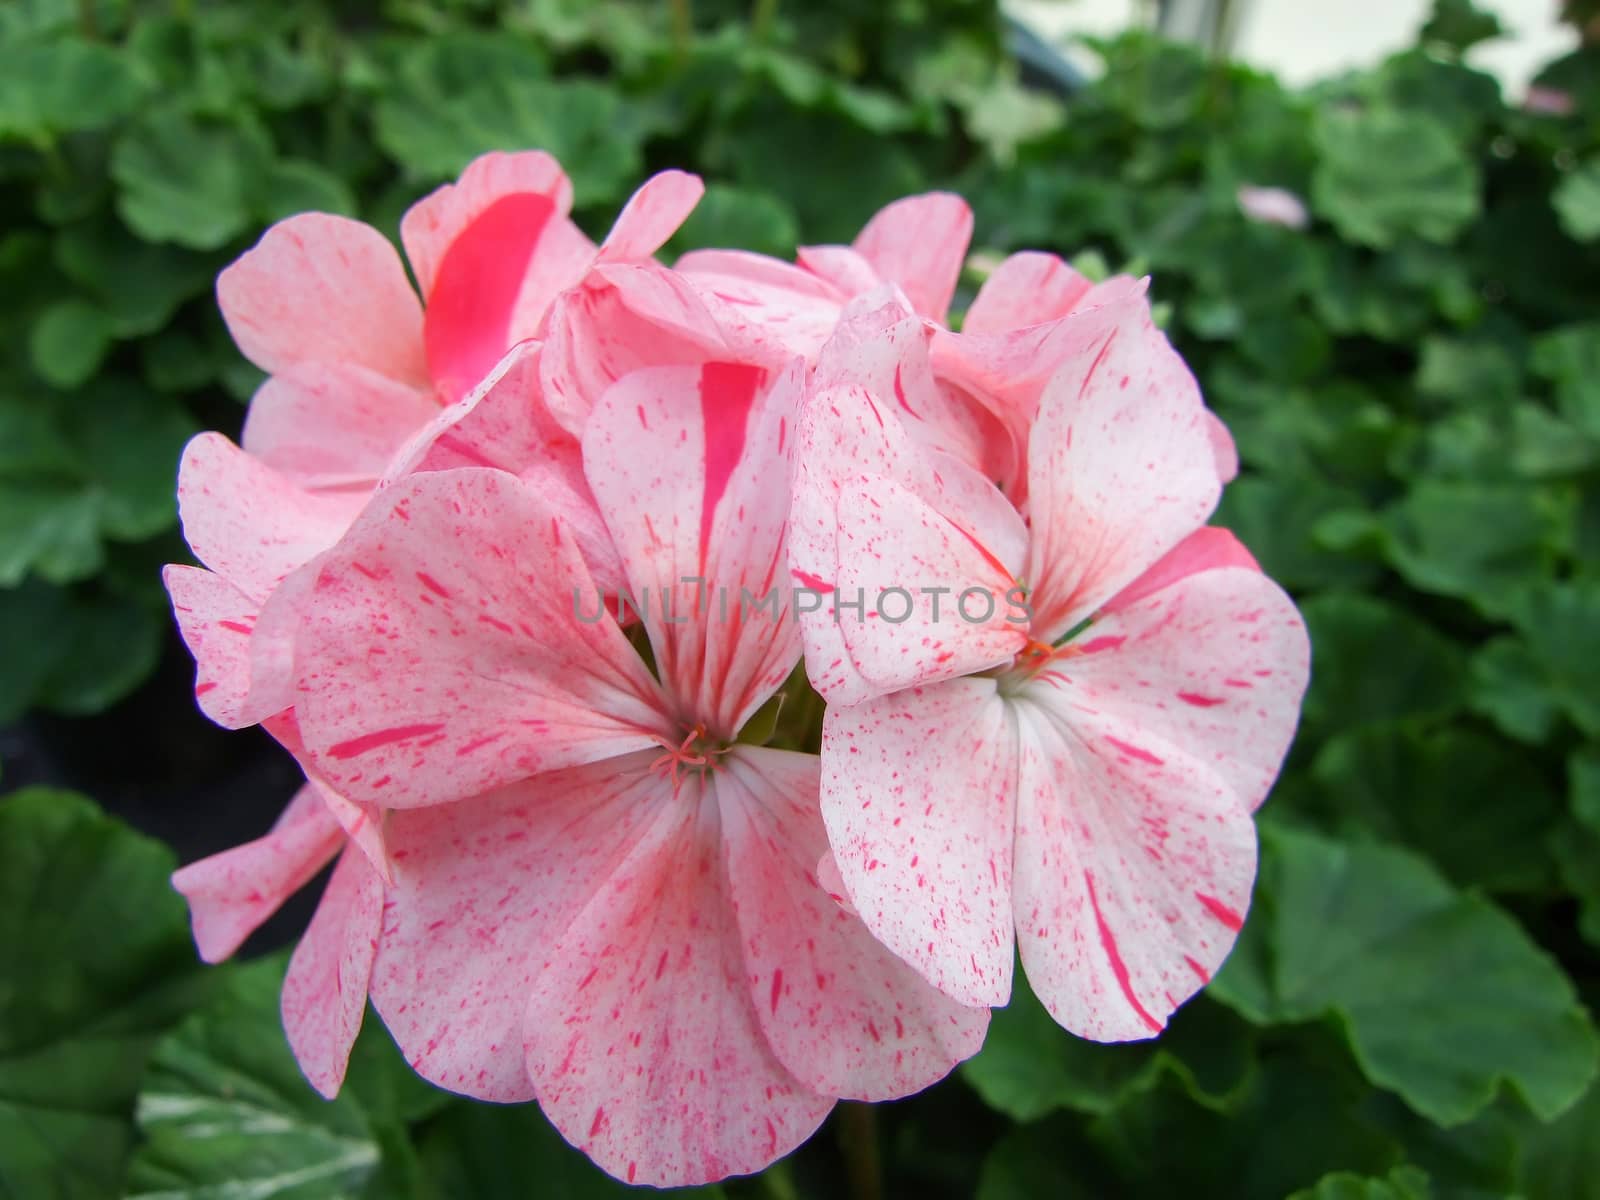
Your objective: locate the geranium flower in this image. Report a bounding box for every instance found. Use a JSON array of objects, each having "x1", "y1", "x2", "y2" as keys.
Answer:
[
  {"x1": 165, "y1": 154, "x2": 703, "y2": 1097},
  {"x1": 286, "y1": 351, "x2": 986, "y2": 1185},
  {"x1": 787, "y1": 285, "x2": 1310, "y2": 1039},
  {"x1": 167, "y1": 153, "x2": 701, "y2": 731}
]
